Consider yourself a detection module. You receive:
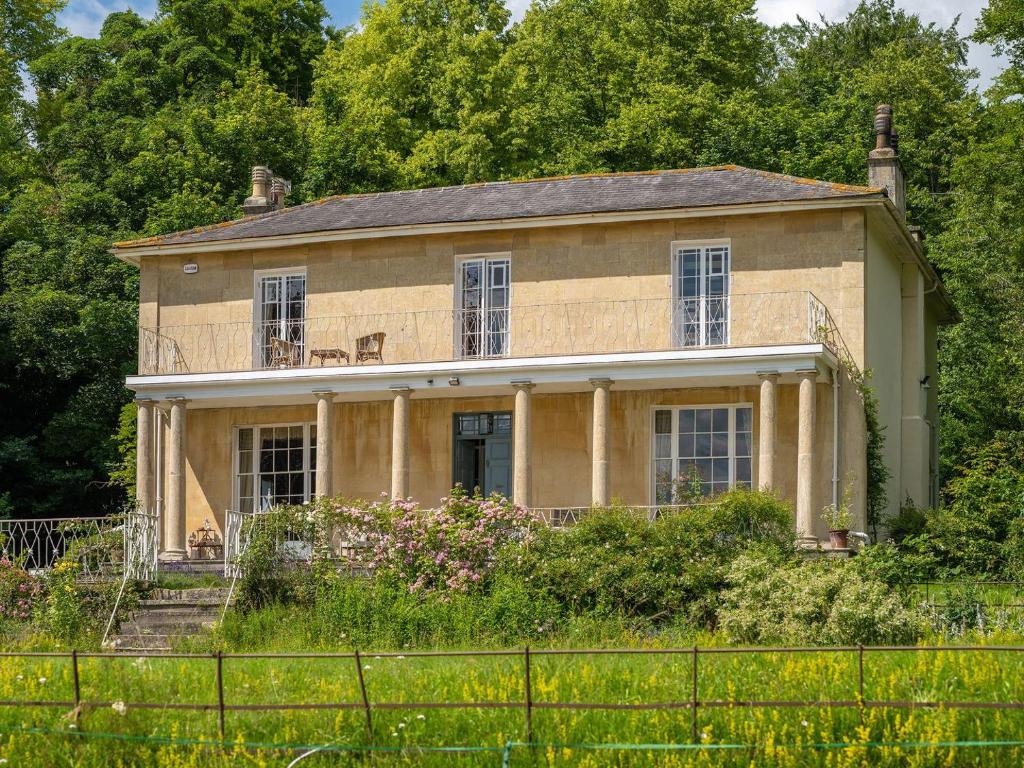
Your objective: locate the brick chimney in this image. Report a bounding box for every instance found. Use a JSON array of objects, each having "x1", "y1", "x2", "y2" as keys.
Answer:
[
  {"x1": 868, "y1": 104, "x2": 905, "y2": 218},
  {"x1": 242, "y1": 165, "x2": 290, "y2": 216}
]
